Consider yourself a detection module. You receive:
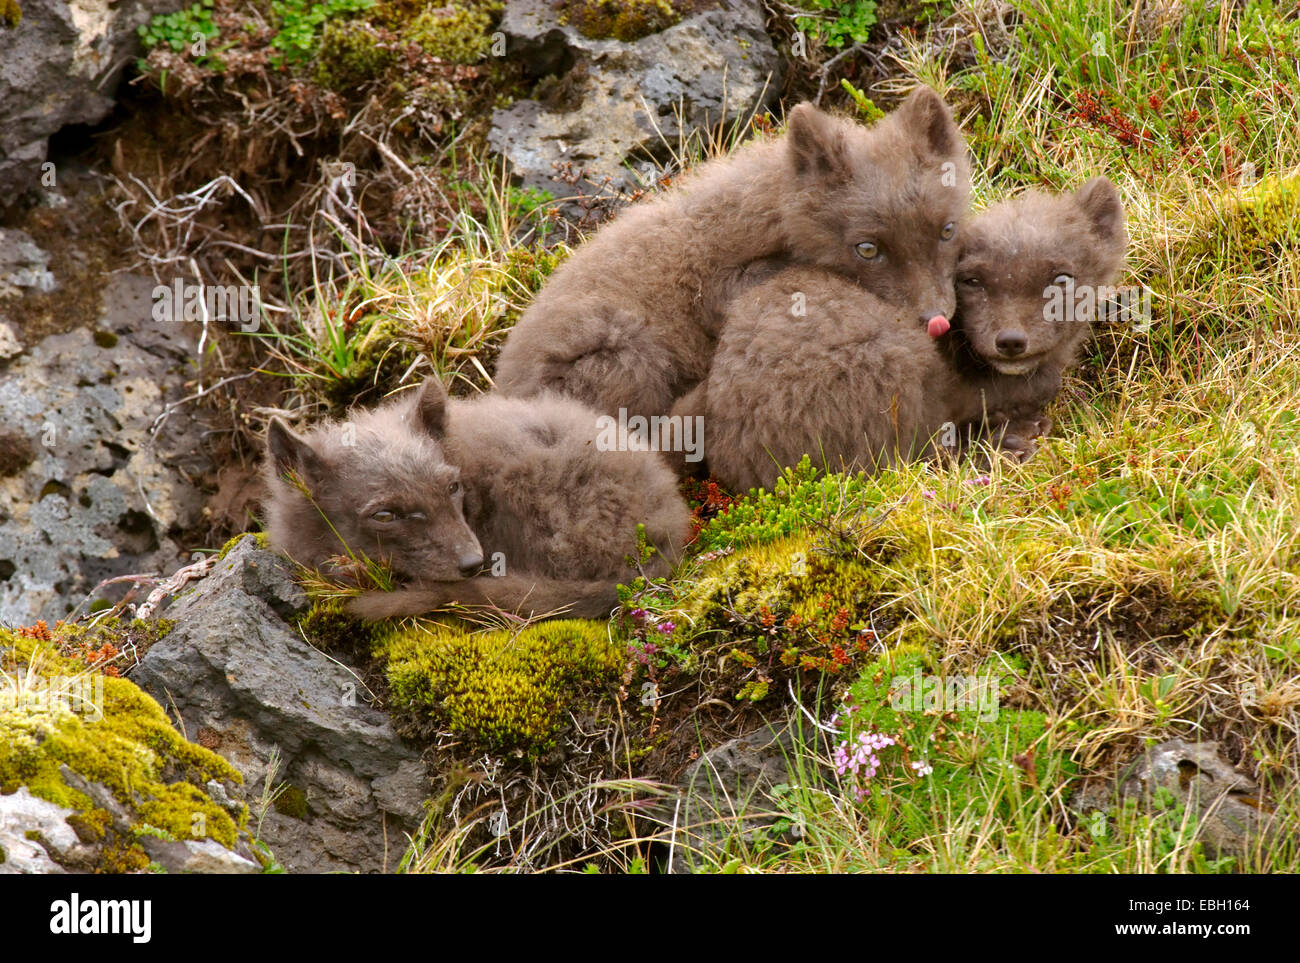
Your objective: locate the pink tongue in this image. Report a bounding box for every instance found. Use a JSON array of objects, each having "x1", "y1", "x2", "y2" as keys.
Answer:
[{"x1": 927, "y1": 315, "x2": 951, "y2": 338}]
